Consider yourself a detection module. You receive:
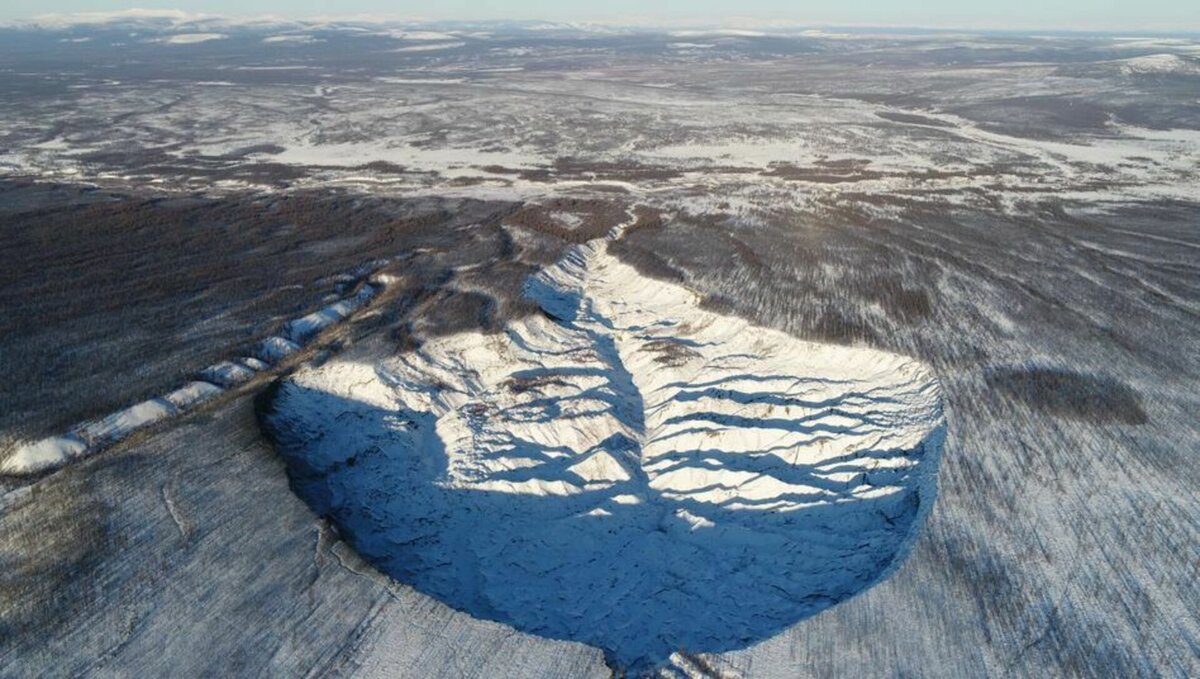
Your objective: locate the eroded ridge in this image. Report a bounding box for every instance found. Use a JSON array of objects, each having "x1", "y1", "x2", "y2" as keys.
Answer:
[{"x1": 263, "y1": 239, "x2": 945, "y2": 672}]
